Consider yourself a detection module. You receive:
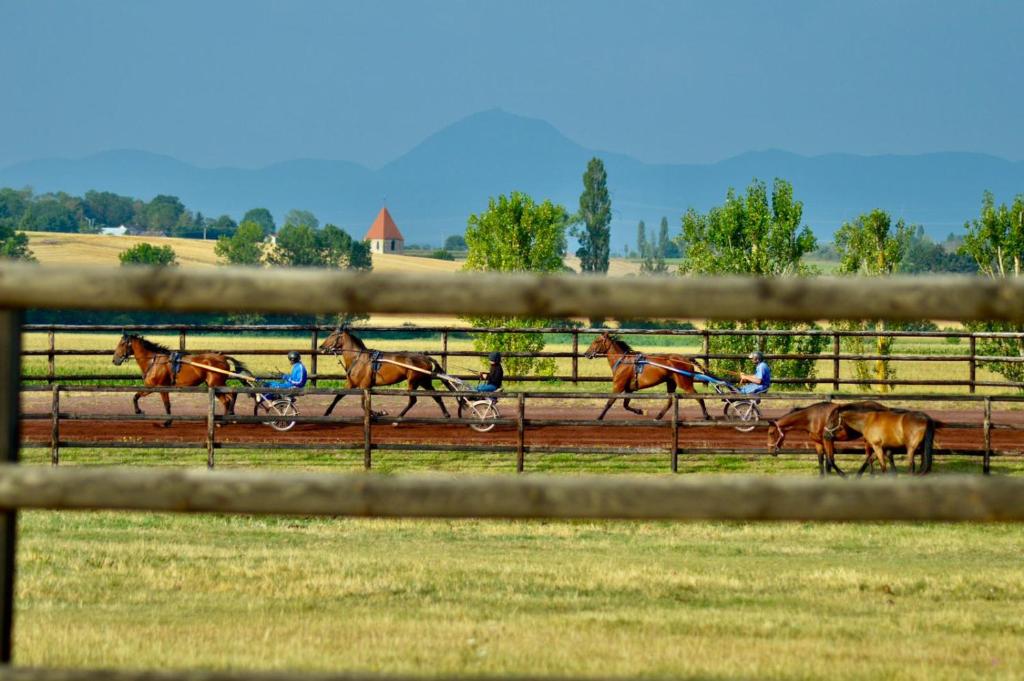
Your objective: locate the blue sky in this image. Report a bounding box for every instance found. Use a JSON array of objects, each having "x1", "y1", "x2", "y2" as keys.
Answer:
[{"x1": 3, "y1": 0, "x2": 1022, "y2": 168}]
